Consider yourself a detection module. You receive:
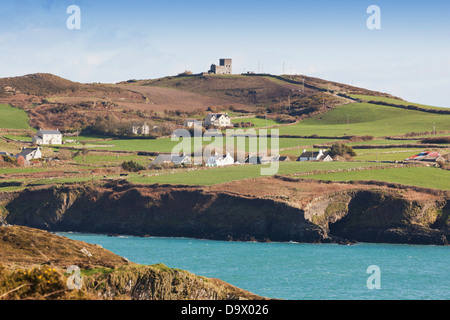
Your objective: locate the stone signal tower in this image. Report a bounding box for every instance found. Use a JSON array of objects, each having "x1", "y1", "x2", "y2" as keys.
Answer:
[{"x1": 209, "y1": 58, "x2": 232, "y2": 75}]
